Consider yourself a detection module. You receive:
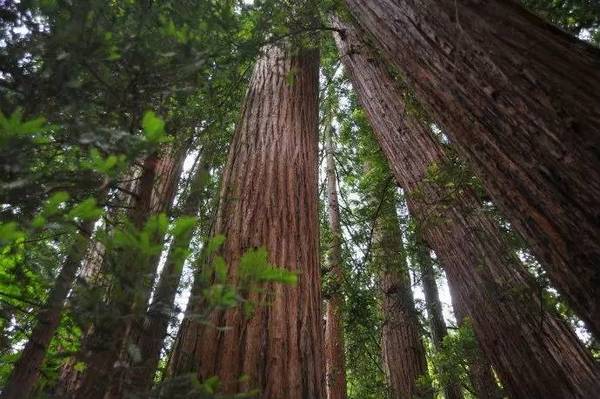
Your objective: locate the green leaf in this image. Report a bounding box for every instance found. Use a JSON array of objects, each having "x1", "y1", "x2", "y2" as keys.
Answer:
[
  {"x1": 239, "y1": 247, "x2": 297, "y2": 286},
  {"x1": 142, "y1": 111, "x2": 169, "y2": 143},
  {"x1": 67, "y1": 198, "x2": 103, "y2": 221},
  {"x1": 205, "y1": 234, "x2": 226, "y2": 255},
  {"x1": 202, "y1": 376, "x2": 220, "y2": 394},
  {"x1": 0, "y1": 222, "x2": 25, "y2": 246},
  {"x1": 73, "y1": 361, "x2": 87, "y2": 373},
  {"x1": 212, "y1": 256, "x2": 227, "y2": 283},
  {"x1": 43, "y1": 191, "x2": 70, "y2": 215},
  {"x1": 171, "y1": 216, "x2": 197, "y2": 238}
]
